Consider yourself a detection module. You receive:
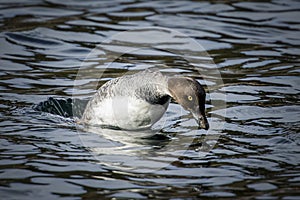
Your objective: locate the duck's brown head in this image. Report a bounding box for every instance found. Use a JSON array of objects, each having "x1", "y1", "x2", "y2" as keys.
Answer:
[{"x1": 168, "y1": 77, "x2": 209, "y2": 130}]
